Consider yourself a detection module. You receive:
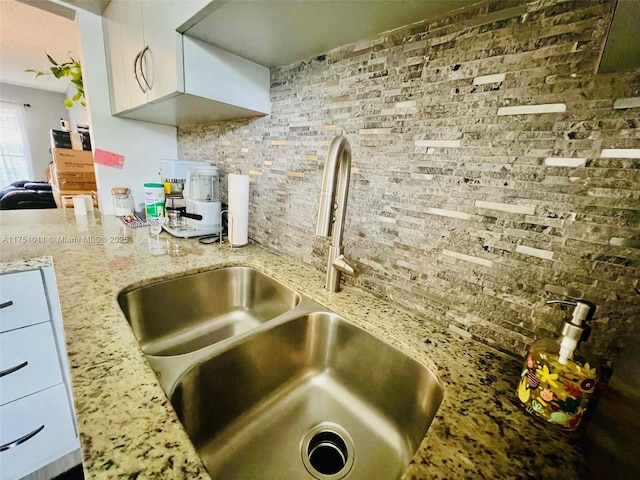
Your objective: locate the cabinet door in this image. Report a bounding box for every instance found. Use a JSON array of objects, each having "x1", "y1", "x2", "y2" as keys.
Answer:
[
  {"x1": 102, "y1": 5, "x2": 128, "y2": 114},
  {"x1": 0, "y1": 384, "x2": 79, "y2": 480},
  {"x1": 103, "y1": 0, "x2": 148, "y2": 112},
  {"x1": 0, "y1": 270, "x2": 49, "y2": 333},
  {"x1": 141, "y1": 0, "x2": 183, "y2": 102},
  {"x1": 140, "y1": 0, "x2": 212, "y2": 102}
]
